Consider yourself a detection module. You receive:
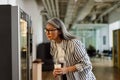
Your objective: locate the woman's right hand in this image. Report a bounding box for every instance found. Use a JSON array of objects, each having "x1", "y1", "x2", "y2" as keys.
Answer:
[
  {"x1": 53, "y1": 67, "x2": 68, "y2": 78},
  {"x1": 53, "y1": 68, "x2": 62, "y2": 77}
]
